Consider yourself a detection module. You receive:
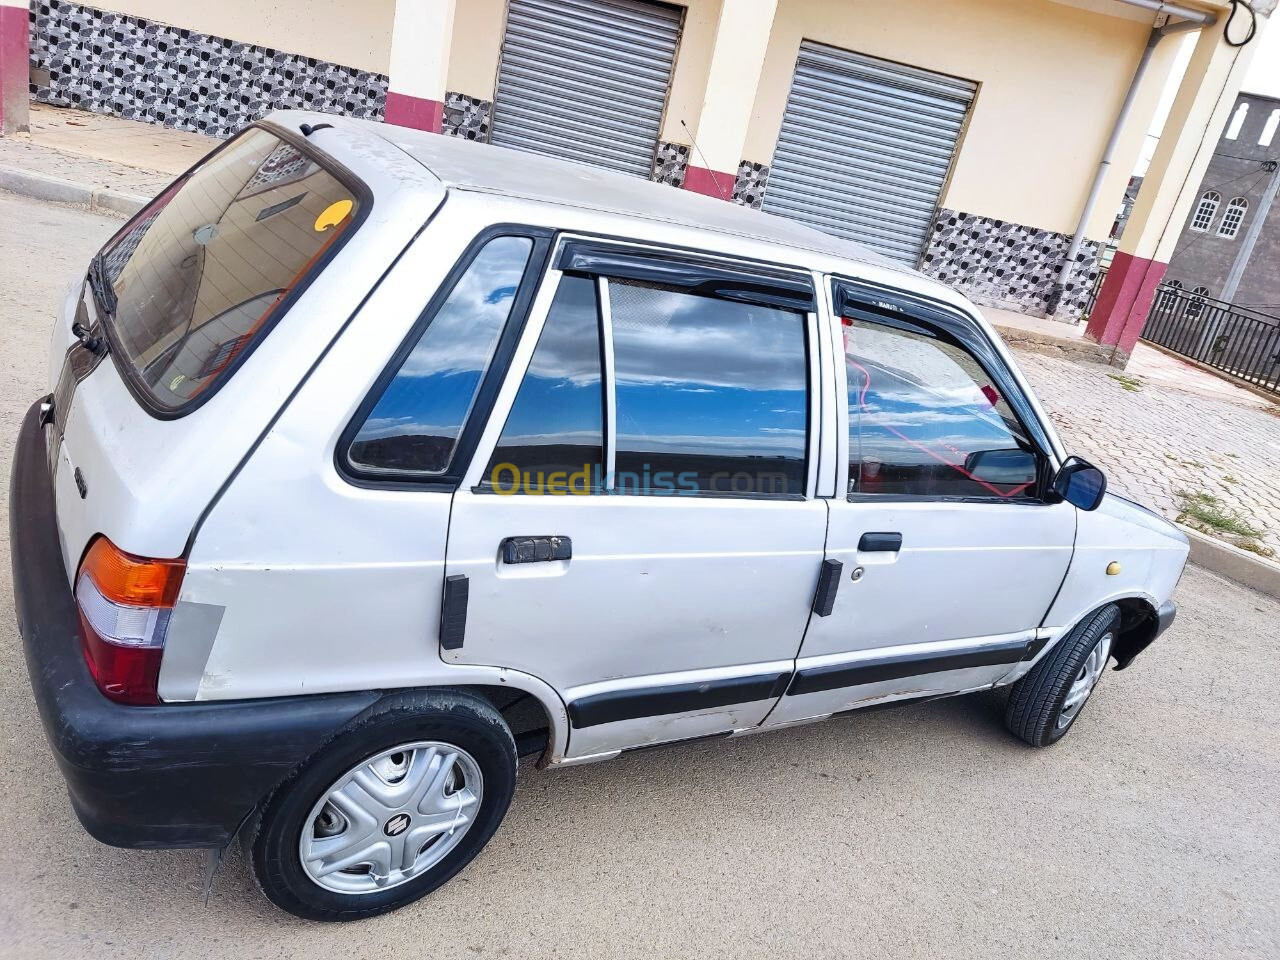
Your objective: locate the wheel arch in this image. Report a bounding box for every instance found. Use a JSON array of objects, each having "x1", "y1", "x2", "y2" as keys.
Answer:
[{"x1": 1110, "y1": 595, "x2": 1162, "y2": 670}]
